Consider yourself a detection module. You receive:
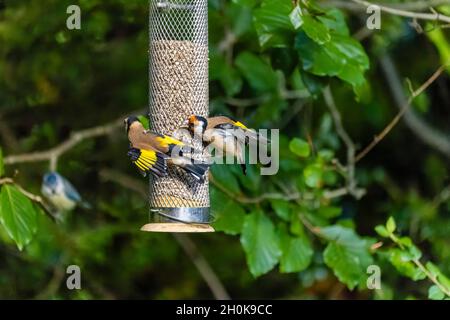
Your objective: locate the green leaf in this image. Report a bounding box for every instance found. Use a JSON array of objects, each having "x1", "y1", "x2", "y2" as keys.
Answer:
[
  {"x1": 235, "y1": 52, "x2": 278, "y2": 92},
  {"x1": 289, "y1": 138, "x2": 311, "y2": 158},
  {"x1": 278, "y1": 227, "x2": 313, "y2": 273},
  {"x1": 318, "y1": 9, "x2": 350, "y2": 36},
  {"x1": 295, "y1": 31, "x2": 370, "y2": 96},
  {"x1": 211, "y1": 165, "x2": 241, "y2": 194},
  {"x1": 426, "y1": 262, "x2": 450, "y2": 292},
  {"x1": 386, "y1": 217, "x2": 396, "y2": 233},
  {"x1": 232, "y1": 0, "x2": 257, "y2": 7},
  {"x1": 211, "y1": 53, "x2": 243, "y2": 97},
  {"x1": 389, "y1": 249, "x2": 426, "y2": 281},
  {"x1": 375, "y1": 225, "x2": 389, "y2": 238},
  {"x1": 428, "y1": 285, "x2": 445, "y2": 300},
  {"x1": 0, "y1": 148, "x2": 4, "y2": 177},
  {"x1": 301, "y1": 15, "x2": 331, "y2": 45},
  {"x1": 253, "y1": 0, "x2": 294, "y2": 49},
  {"x1": 321, "y1": 225, "x2": 373, "y2": 290},
  {"x1": 0, "y1": 184, "x2": 38, "y2": 250},
  {"x1": 240, "y1": 210, "x2": 282, "y2": 277},
  {"x1": 211, "y1": 188, "x2": 246, "y2": 235},
  {"x1": 296, "y1": 32, "x2": 343, "y2": 77},
  {"x1": 271, "y1": 199, "x2": 291, "y2": 222},
  {"x1": 289, "y1": 6, "x2": 303, "y2": 30},
  {"x1": 304, "y1": 163, "x2": 323, "y2": 188},
  {"x1": 138, "y1": 115, "x2": 150, "y2": 130},
  {"x1": 317, "y1": 206, "x2": 342, "y2": 219}
]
